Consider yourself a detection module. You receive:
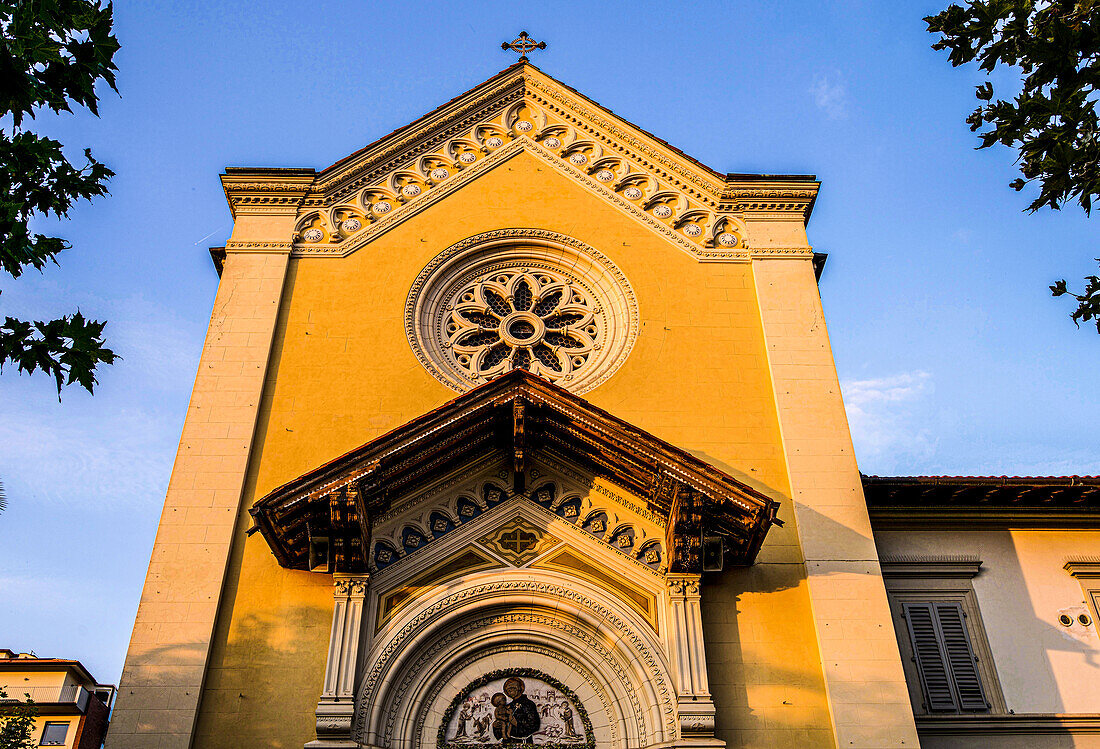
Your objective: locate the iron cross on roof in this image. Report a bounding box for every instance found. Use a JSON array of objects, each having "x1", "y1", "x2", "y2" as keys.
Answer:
[{"x1": 502, "y1": 31, "x2": 546, "y2": 63}]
